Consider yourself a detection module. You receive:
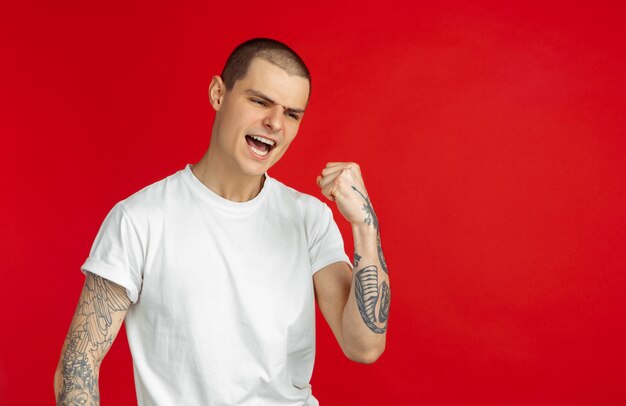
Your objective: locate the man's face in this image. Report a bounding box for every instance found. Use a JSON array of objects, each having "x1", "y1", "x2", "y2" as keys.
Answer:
[{"x1": 210, "y1": 58, "x2": 310, "y2": 177}]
